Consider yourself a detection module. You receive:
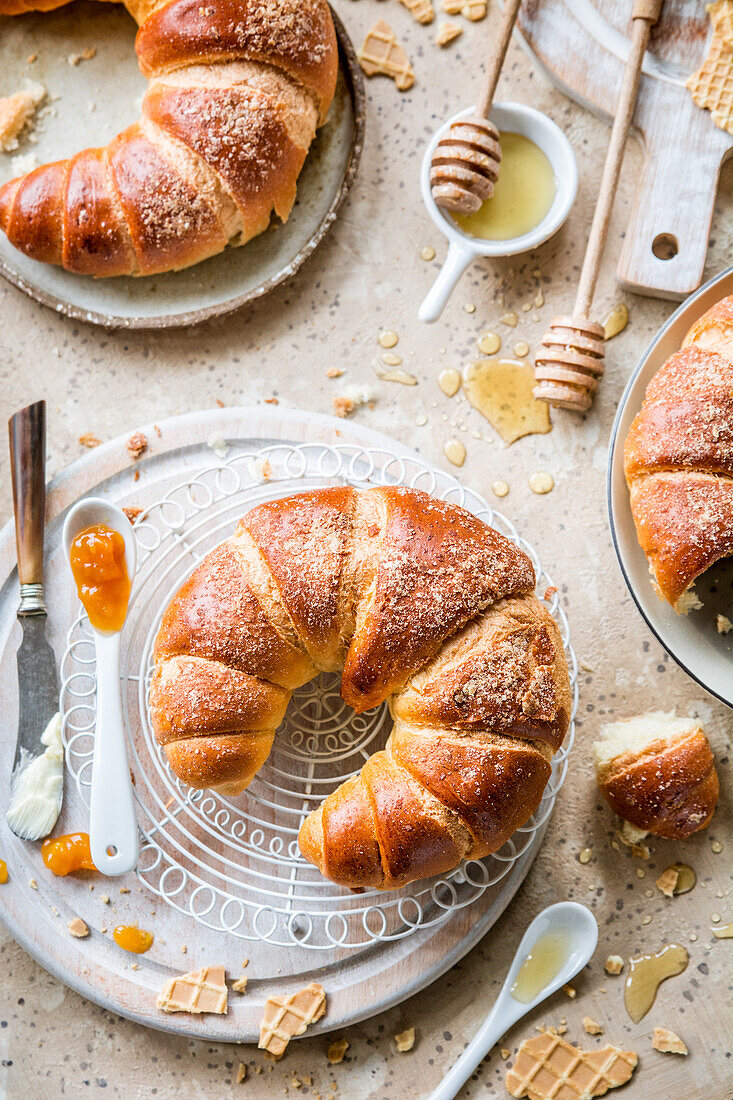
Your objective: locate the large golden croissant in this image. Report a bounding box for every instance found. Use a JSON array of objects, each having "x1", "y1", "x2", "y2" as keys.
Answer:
[
  {"x1": 150, "y1": 487, "x2": 571, "y2": 890},
  {"x1": 0, "y1": 0, "x2": 337, "y2": 275},
  {"x1": 624, "y1": 294, "x2": 733, "y2": 612}
]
